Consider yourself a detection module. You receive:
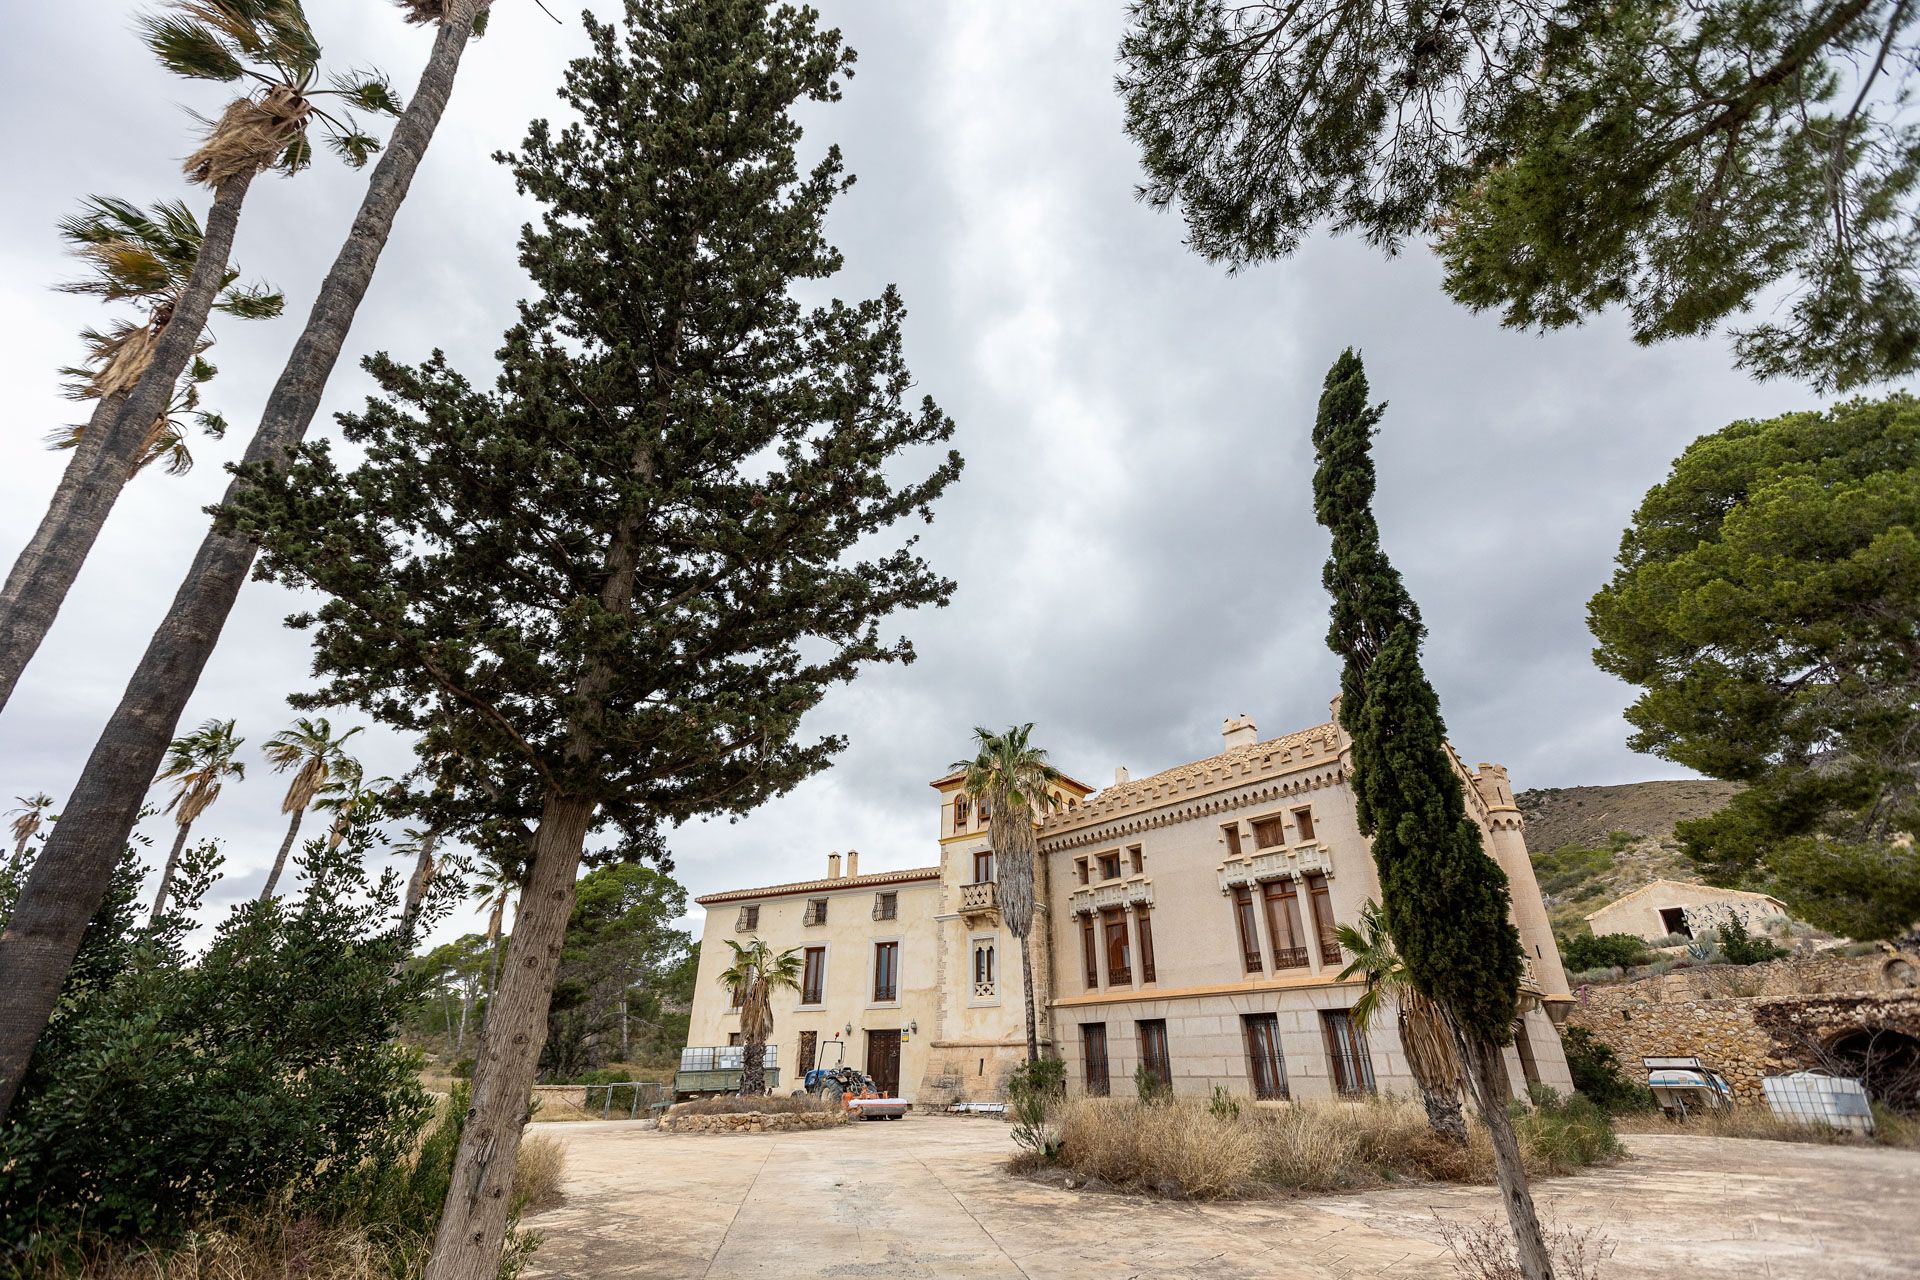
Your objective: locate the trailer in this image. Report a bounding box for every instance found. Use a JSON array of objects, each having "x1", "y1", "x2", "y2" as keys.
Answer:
[
  {"x1": 675, "y1": 1045, "x2": 780, "y2": 1100},
  {"x1": 1643, "y1": 1055, "x2": 1733, "y2": 1118}
]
